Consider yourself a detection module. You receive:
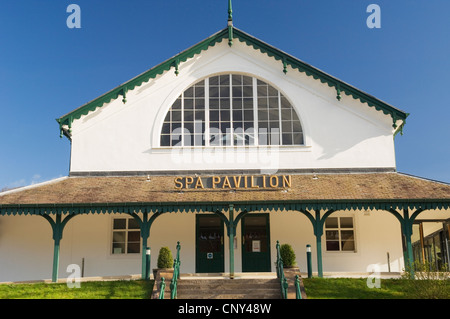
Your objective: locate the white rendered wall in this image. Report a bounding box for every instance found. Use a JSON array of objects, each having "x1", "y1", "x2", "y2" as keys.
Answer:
[
  {"x1": 69, "y1": 40, "x2": 397, "y2": 174},
  {"x1": 0, "y1": 210, "x2": 408, "y2": 282}
]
